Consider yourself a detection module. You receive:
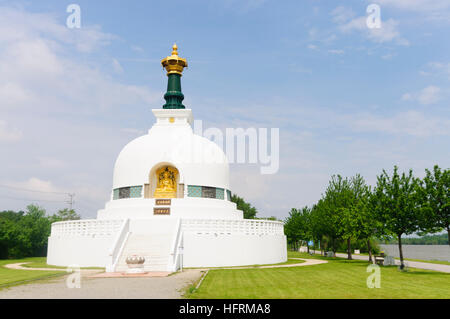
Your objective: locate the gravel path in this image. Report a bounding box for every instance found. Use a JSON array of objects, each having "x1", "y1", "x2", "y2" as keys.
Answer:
[
  {"x1": 0, "y1": 269, "x2": 204, "y2": 299},
  {"x1": 319, "y1": 252, "x2": 450, "y2": 273}
]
